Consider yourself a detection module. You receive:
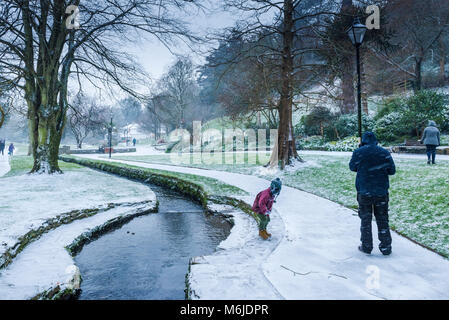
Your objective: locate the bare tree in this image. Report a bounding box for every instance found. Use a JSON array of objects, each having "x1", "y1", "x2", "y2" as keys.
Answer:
[
  {"x1": 214, "y1": 0, "x2": 339, "y2": 168},
  {"x1": 371, "y1": 0, "x2": 449, "y2": 92},
  {"x1": 157, "y1": 57, "x2": 197, "y2": 129},
  {"x1": 0, "y1": 0, "x2": 200, "y2": 173},
  {"x1": 68, "y1": 93, "x2": 106, "y2": 149}
]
